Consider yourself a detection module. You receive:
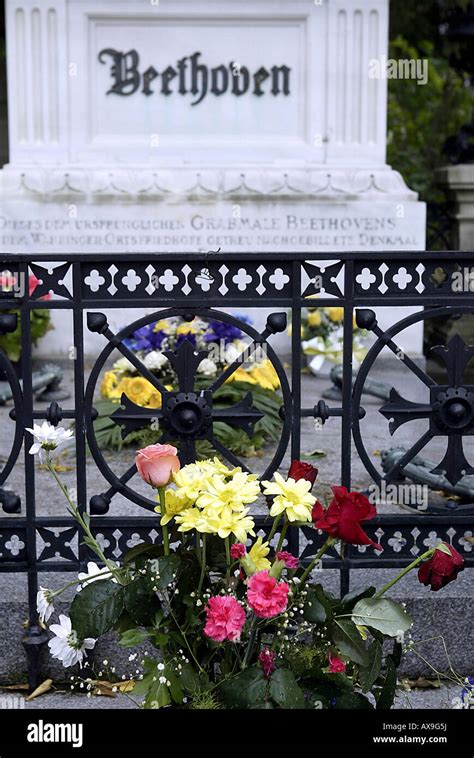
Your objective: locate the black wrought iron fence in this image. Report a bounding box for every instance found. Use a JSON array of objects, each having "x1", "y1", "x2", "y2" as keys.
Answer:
[{"x1": 0, "y1": 250, "x2": 473, "y2": 687}]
